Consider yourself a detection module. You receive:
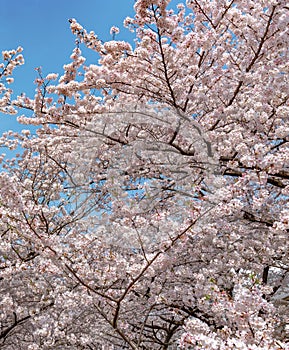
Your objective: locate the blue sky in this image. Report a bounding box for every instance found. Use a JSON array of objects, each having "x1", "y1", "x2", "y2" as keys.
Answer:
[{"x1": 0, "y1": 0, "x2": 135, "y2": 133}]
